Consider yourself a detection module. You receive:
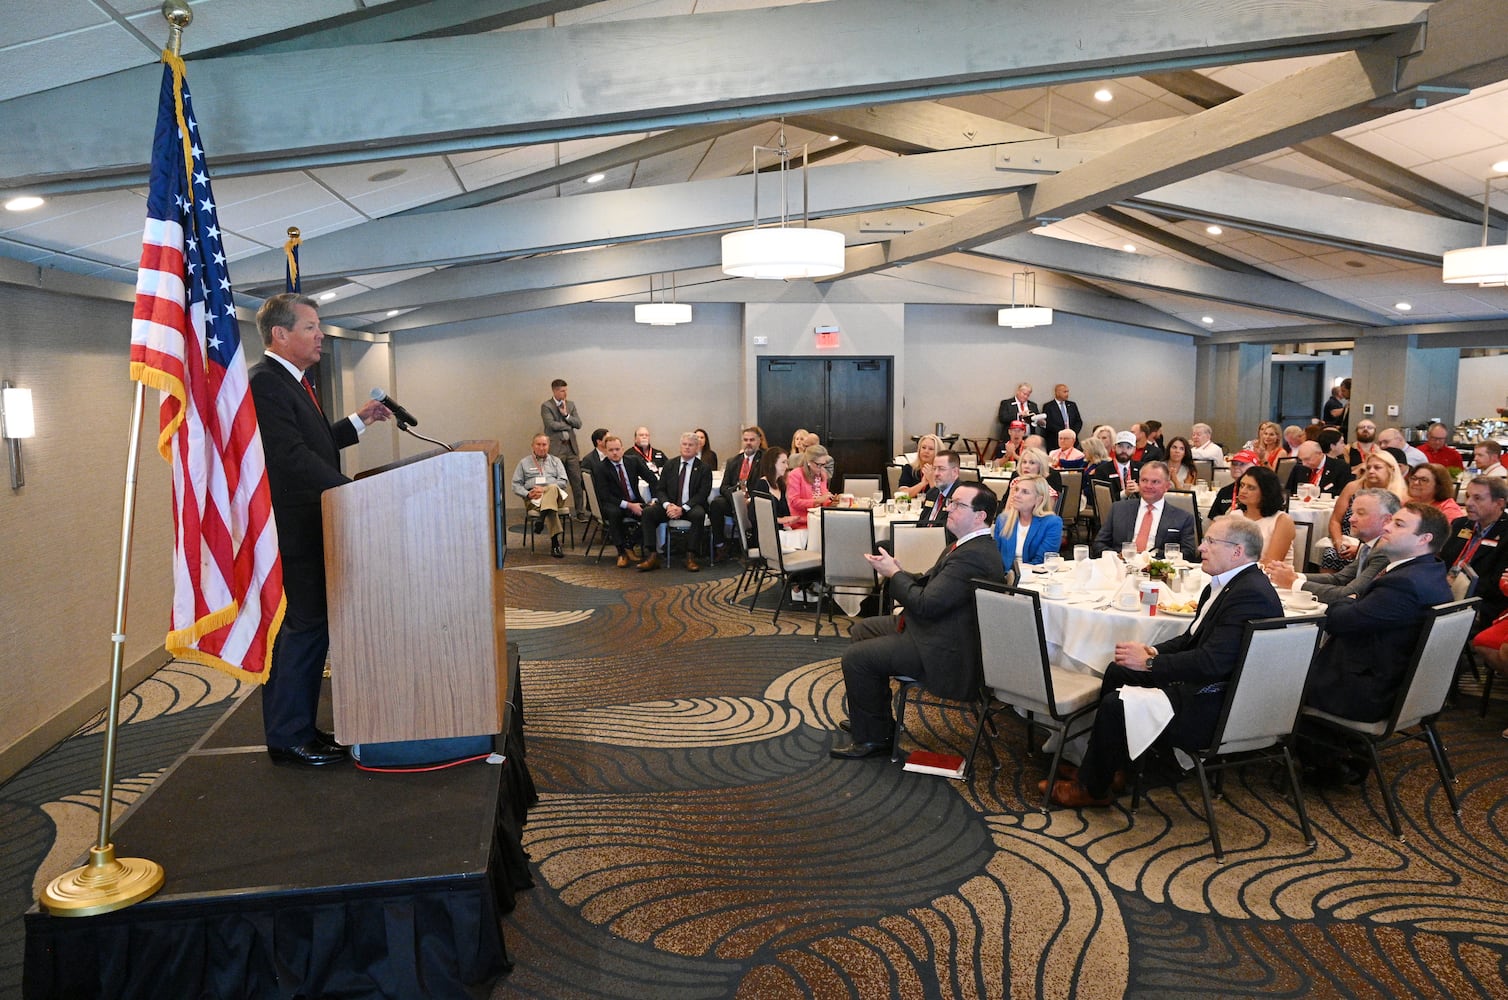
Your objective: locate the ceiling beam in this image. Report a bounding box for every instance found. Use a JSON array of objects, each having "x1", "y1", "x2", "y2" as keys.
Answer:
[
  {"x1": 1128, "y1": 171, "x2": 1498, "y2": 261},
  {"x1": 969, "y1": 233, "x2": 1390, "y2": 325},
  {"x1": 862, "y1": 25, "x2": 1463, "y2": 272},
  {"x1": 788, "y1": 104, "x2": 1051, "y2": 154},
  {"x1": 0, "y1": 0, "x2": 1430, "y2": 192},
  {"x1": 394, "y1": 122, "x2": 746, "y2": 215},
  {"x1": 1145, "y1": 68, "x2": 1501, "y2": 224},
  {"x1": 1090, "y1": 207, "x2": 1273, "y2": 277}
]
